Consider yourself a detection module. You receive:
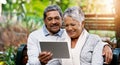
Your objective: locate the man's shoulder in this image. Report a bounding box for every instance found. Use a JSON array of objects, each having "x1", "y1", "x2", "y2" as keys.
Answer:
[{"x1": 29, "y1": 28, "x2": 43, "y2": 36}]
